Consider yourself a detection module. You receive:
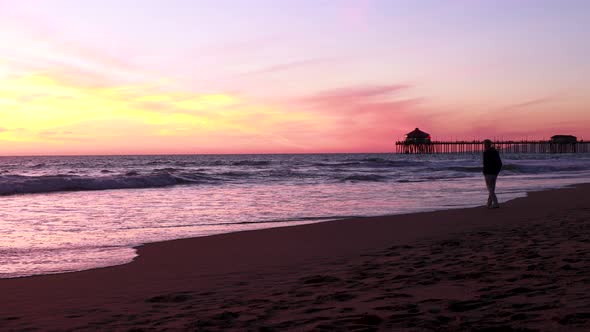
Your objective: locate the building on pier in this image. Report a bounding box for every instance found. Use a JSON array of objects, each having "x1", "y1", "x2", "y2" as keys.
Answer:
[
  {"x1": 401, "y1": 128, "x2": 433, "y2": 153},
  {"x1": 550, "y1": 135, "x2": 577, "y2": 144},
  {"x1": 404, "y1": 128, "x2": 431, "y2": 144}
]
